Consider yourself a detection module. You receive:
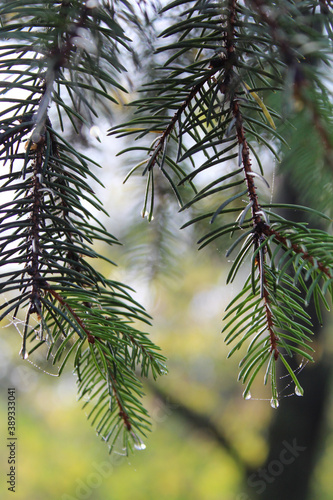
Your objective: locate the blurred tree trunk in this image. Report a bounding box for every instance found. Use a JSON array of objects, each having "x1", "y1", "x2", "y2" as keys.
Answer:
[
  {"x1": 247, "y1": 6, "x2": 333, "y2": 497},
  {"x1": 246, "y1": 178, "x2": 332, "y2": 500}
]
